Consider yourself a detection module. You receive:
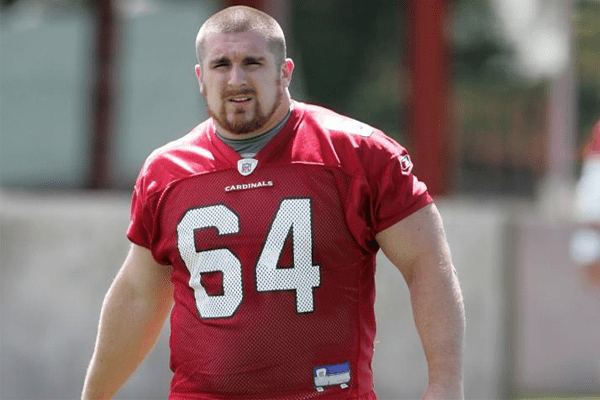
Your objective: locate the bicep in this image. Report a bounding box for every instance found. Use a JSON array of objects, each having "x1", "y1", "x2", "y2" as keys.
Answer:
[
  {"x1": 112, "y1": 244, "x2": 173, "y2": 308},
  {"x1": 375, "y1": 203, "x2": 453, "y2": 285}
]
